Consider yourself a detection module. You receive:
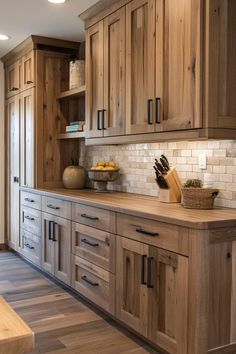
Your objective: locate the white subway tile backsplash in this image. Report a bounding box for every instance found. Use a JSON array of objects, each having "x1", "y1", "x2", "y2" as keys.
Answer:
[{"x1": 79, "y1": 140, "x2": 236, "y2": 209}]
